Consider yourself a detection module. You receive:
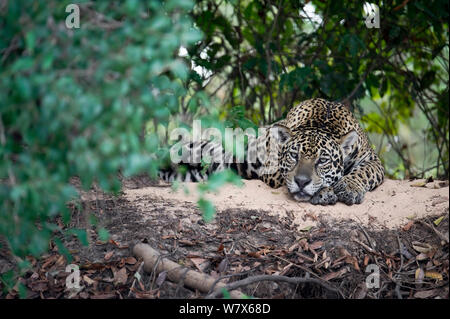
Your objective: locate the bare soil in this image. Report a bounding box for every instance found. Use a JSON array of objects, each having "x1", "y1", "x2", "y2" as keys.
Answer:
[{"x1": 1, "y1": 176, "x2": 448, "y2": 299}]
